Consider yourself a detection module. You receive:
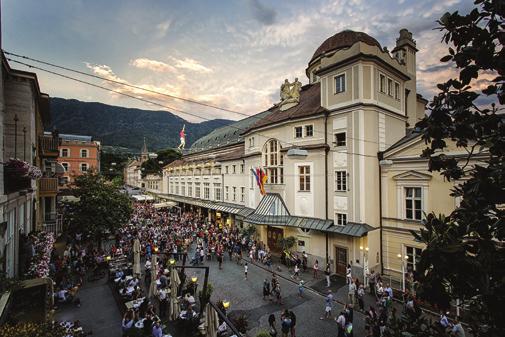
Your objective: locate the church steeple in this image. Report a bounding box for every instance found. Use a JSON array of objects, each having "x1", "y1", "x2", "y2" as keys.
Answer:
[{"x1": 141, "y1": 137, "x2": 149, "y2": 162}]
